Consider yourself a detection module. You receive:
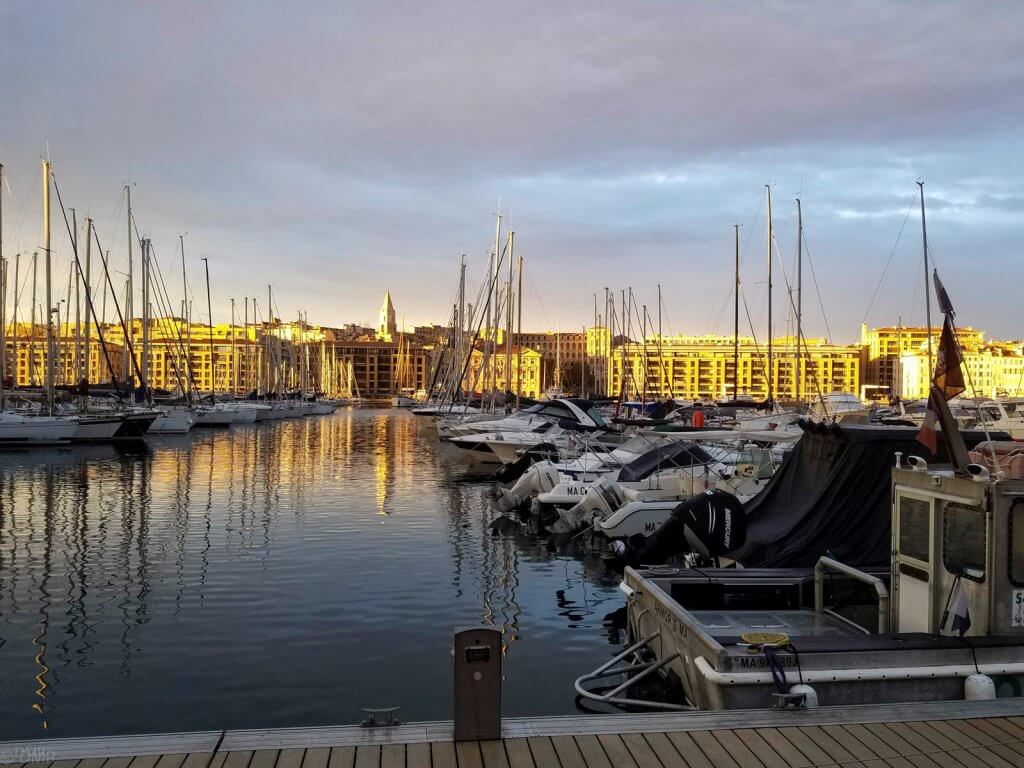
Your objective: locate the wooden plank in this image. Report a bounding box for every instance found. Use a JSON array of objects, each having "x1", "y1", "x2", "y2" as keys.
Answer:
[
  {"x1": 548, "y1": 738, "x2": 584, "y2": 768},
  {"x1": 222, "y1": 753, "x2": 253, "y2": 768},
  {"x1": 968, "y1": 720, "x2": 1024, "y2": 760},
  {"x1": 571, "y1": 737, "x2": 611, "y2": 768},
  {"x1": 455, "y1": 741, "x2": 482, "y2": 768},
  {"x1": 595, "y1": 736, "x2": 638, "y2": 768},
  {"x1": 619, "y1": 734, "x2": 660, "y2": 768},
  {"x1": 687, "y1": 732, "x2": 739, "y2": 768},
  {"x1": 732, "y1": 730, "x2": 792, "y2": 768},
  {"x1": 502, "y1": 739, "x2": 535, "y2": 768},
  {"x1": 817, "y1": 726, "x2": 880, "y2": 763},
  {"x1": 405, "y1": 743, "x2": 430, "y2": 768},
  {"x1": 711, "y1": 730, "x2": 766, "y2": 768},
  {"x1": 665, "y1": 731, "x2": 716, "y2": 768},
  {"x1": 247, "y1": 751, "x2": 278, "y2": 768},
  {"x1": 751, "y1": 729, "x2": 812, "y2": 768},
  {"x1": 303, "y1": 749, "x2": 330, "y2": 768},
  {"x1": 479, "y1": 740, "x2": 509, "y2": 768},
  {"x1": 799, "y1": 726, "x2": 859, "y2": 765},
  {"x1": 353, "y1": 747, "x2": 380, "y2": 768},
  {"x1": 277, "y1": 750, "x2": 305, "y2": 768},
  {"x1": 840, "y1": 724, "x2": 901, "y2": 760},
  {"x1": 207, "y1": 755, "x2": 228, "y2": 768},
  {"x1": 771, "y1": 727, "x2": 832, "y2": 766},
  {"x1": 641, "y1": 732, "x2": 689, "y2": 768},
  {"x1": 941, "y1": 720, "x2": 1020, "y2": 768},
  {"x1": 128, "y1": 756, "x2": 161, "y2": 768},
  {"x1": 181, "y1": 754, "x2": 214, "y2": 768},
  {"x1": 525, "y1": 739, "x2": 559, "y2": 768},
  {"x1": 326, "y1": 748, "x2": 354, "y2": 768},
  {"x1": 880, "y1": 723, "x2": 969, "y2": 768},
  {"x1": 81, "y1": 759, "x2": 109, "y2": 768},
  {"x1": 431, "y1": 741, "x2": 457, "y2": 768},
  {"x1": 154, "y1": 756, "x2": 188, "y2": 768},
  {"x1": 380, "y1": 744, "x2": 404, "y2": 768}
]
